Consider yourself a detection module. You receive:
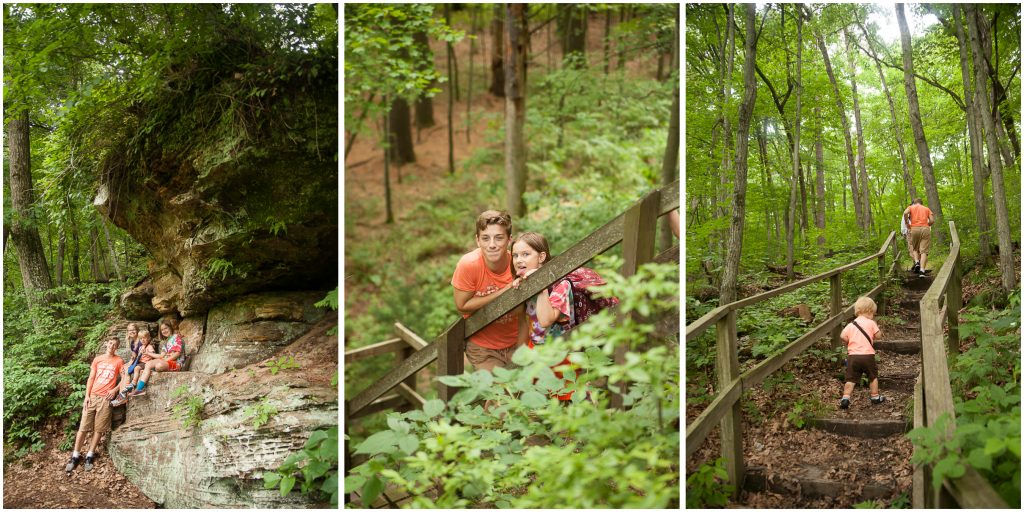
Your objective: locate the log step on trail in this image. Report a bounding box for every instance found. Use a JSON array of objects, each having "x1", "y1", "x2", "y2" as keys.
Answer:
[{"x1": 874, "y1": 339, "x2": 921, "y2": 354}]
